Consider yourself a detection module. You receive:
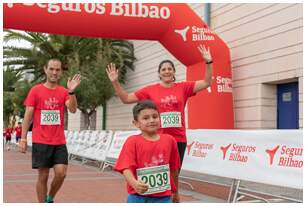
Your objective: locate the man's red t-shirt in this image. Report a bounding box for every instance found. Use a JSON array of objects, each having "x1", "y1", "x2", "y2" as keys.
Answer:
[
  {"x1": 24, "y1": 84, "x2": 69, "y2": 145},
  {"x1": 114, "y1": 133, "x2": 180, "y2": 197},
  {"x1": 134, "y1": 82, "x2": 196, "y2": 143}
]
